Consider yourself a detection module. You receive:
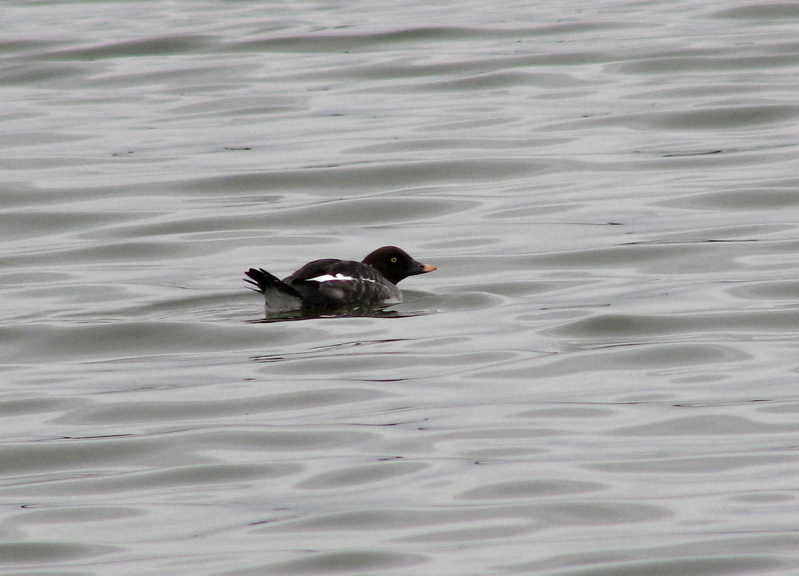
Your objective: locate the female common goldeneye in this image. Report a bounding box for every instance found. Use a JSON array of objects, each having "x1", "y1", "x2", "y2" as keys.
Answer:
[{"x1": 245, "y1": 246, "x2": 436, "y2": 314}]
